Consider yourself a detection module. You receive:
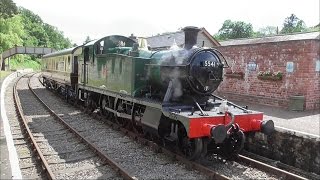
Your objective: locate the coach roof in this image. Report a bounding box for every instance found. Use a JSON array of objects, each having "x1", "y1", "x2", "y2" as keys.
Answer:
[{"x1": 43, "y1": 46, "x2": 82, "y2": 58}]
